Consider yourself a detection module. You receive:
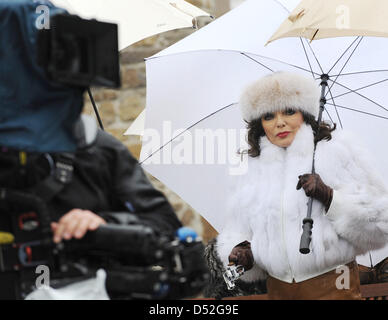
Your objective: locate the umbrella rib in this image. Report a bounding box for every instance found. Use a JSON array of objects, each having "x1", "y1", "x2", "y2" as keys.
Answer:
[
  {"x1": 325, "y1": 81, "x2": 344, "y2": 129},
  {"x1": 329, "y1": 70, "x2": 388, "y2": 78},
  {"x1": 299, "y1": 38, "x2": 318, "y2": 78},
  {"x1": 298, "y1": 39, "x2": 337, "y2": 124},
  {"x1": 325, "y1": 103, "x2": 388, "y2": 121},
  {"x1": 327, "y1": 78, "x2": 388, "y2": 102},
  {"x1": 241, "y1": 53, "x2": 320, "y2": 76},
  {"x1": 140, "y1": 103, "x2": 238, "y2": 165},
  {"x1": 324, "y1": 106, "x2": 335, "y2": 124},
  {"x1": 273, "y1": 0, "x2": 291, "y2": 13},
  {"x1": 326, "y1": 79, "x2": 388, "y2": 113},
  {"x1": 149, "y1": 50, "x2": 318, "y2": 78},
  {"x1": 327, "y1": 37, "x2": 361, "y2": 75},
  {"x1": 325, "y1": 37, "x2": 364, "y2": 99},
  {"x1": 302, "y1": 38, "x2": 324, "y2": 75},
  {"x1": 240, "y1": 53, "x2": 274, "y2": 73}
]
